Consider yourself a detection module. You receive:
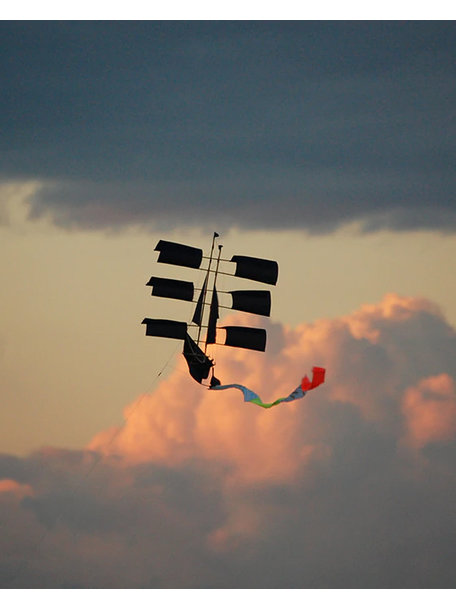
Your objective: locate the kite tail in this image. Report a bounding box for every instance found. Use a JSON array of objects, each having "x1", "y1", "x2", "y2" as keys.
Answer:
[
  {"x1": 301, "y1": 366, "x2": 326, "y2": 391},
  {"x1": 210, "y1": 366, "x2": 326, "y2": 408}
]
